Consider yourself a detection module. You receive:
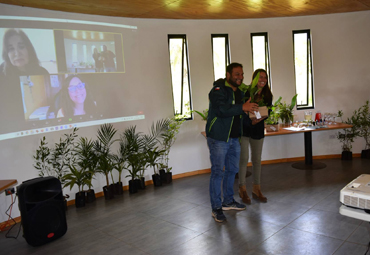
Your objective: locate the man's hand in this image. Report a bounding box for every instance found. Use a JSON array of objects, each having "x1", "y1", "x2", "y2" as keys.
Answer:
[{"x1": 242, "y1": 98, "x2": 259, "y2": 113}]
